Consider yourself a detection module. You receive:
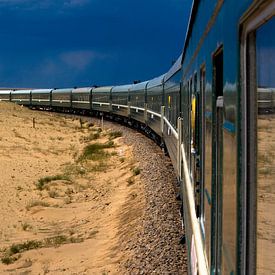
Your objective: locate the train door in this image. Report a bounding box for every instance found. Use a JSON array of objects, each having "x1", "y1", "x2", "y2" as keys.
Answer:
[
  {"x1": 189, "y1": 78, "x2": 193, "y2": 171},
  {"x1": 242, "y1": 4, "x2": 275, "y2": 274},
  {"x1": 211, "y1": 47, "x2": 223, "y2": 274},
  {"x1": 191, "y1": 73, "x2": 197, "y2": 202},
  {"x1": 199, "y1": 66, "x2": 206, "y2": 227}
]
